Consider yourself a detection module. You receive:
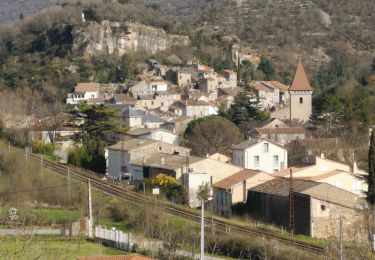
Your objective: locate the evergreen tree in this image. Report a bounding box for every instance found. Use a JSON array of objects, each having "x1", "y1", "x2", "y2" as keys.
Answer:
[
  {"x1": 367, "y1": 130, "x2": 375, "y2": 205},
  {"x1": 257, "y1": 57, "x2": 275, "y2": 80},
  {"x1": 225, "y1": 92, "x2": 264, "y2": 125}
]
